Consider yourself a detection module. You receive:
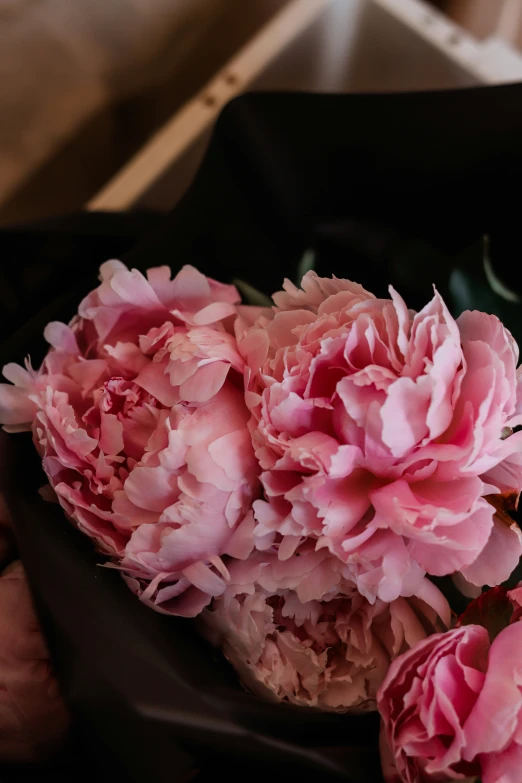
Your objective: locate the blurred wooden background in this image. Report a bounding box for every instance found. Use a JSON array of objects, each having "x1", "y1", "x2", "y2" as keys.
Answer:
[
  {"x1": 435, "y1": 0, "x2": 522, "y2": 42},
  {"x1": 0, "y1": 0, "x2": 287, "y2": 224},
  {"x1": 2, "y1": 0, "x2": 521, "y2": 225}
]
